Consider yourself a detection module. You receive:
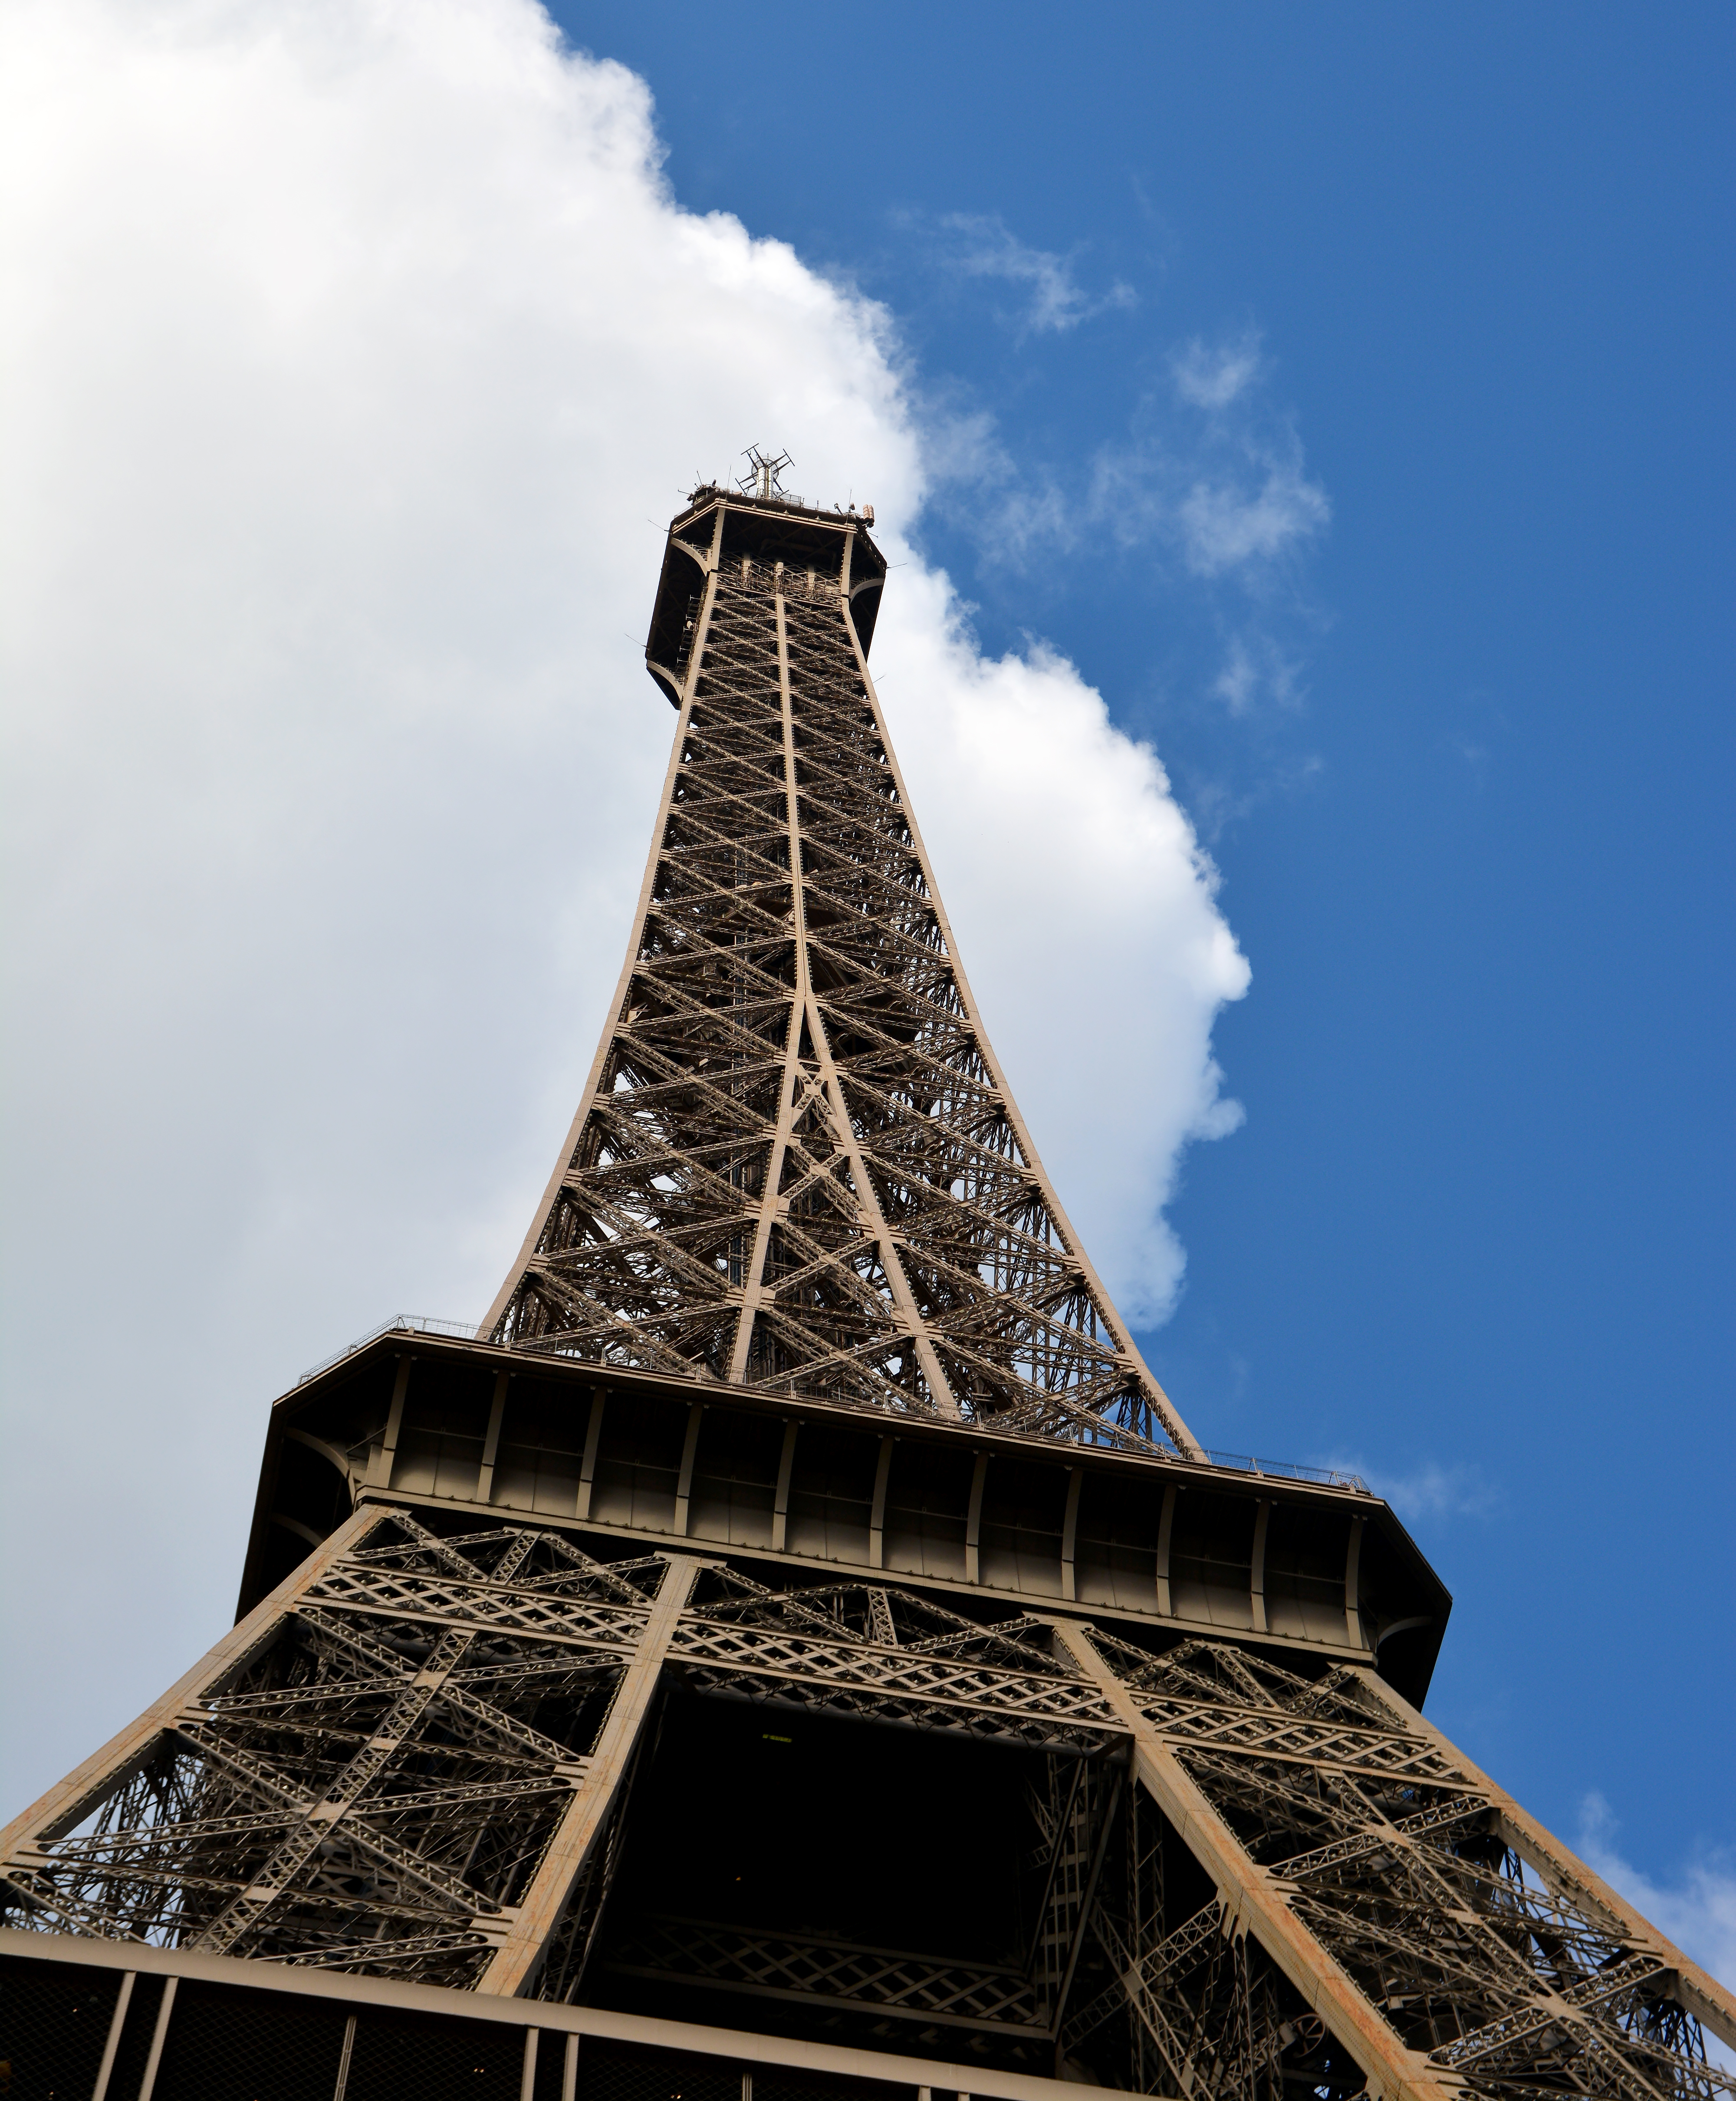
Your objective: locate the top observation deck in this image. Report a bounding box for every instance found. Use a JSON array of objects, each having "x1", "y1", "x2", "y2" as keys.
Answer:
[{"x1": 645, "y1": 481, "x2": 889, "y2": 706}]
